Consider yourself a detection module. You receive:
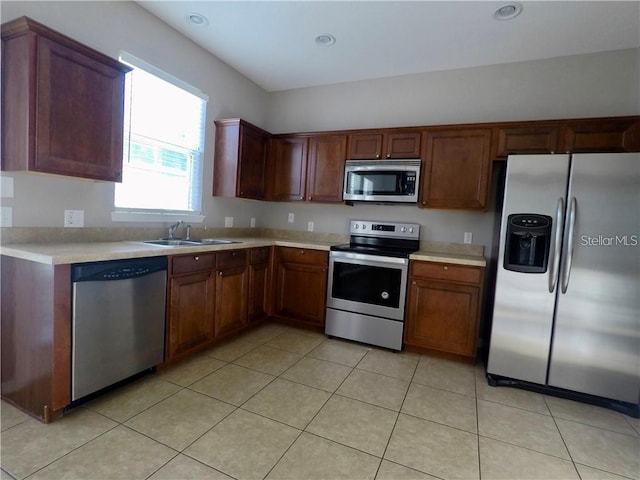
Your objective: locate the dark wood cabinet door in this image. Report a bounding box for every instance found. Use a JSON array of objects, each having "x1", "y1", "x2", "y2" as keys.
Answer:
[
  {"x1": 1, "y1": 18, "x2": 129, "y2": 182},
  {"x1": 348, "y1": 133, "x2": 383, "y2": 159},
  {"x1": 385, "y1": 131, "x2": 421, "y2": 158},
  {"x1": 167, "y1": 271, "x2": 215, "y2": 359},
  {"x1": 405, "y1": 278, "x2": 480, "y2": 357},
  {"x1": 214, "y1": 119, "x2": 270, "y2": 199},
  {"x1": 249, "y1": 261, "x2": 269, "y2": 323},
  {"x1": 269, "y1": 136, "x2": 308, "y2": 201},
  {"x1": 248, "y1": 247, "x2": 270, "y2": 323},
  {"x1": 420, "y1": 128, "x2": 492, "y2": 210},
  {"x1": 306, "y1": 135, "x2": 347, "y2": 202},
  {"x1": 237, "y1": 124, "x2": 269, "y2": 199},
  {"x1": 493, "y1": 125, "x2": 561, "y2": 159},
  {"x1": 560, "y1": 118, "x2": 640, "y2": 153},
  {"x1": 274, "y1": 248, "x2": 328, "y2": 327},
  {"x1": 214, "y1": 264, "x2": 248, "y2": 337}
]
